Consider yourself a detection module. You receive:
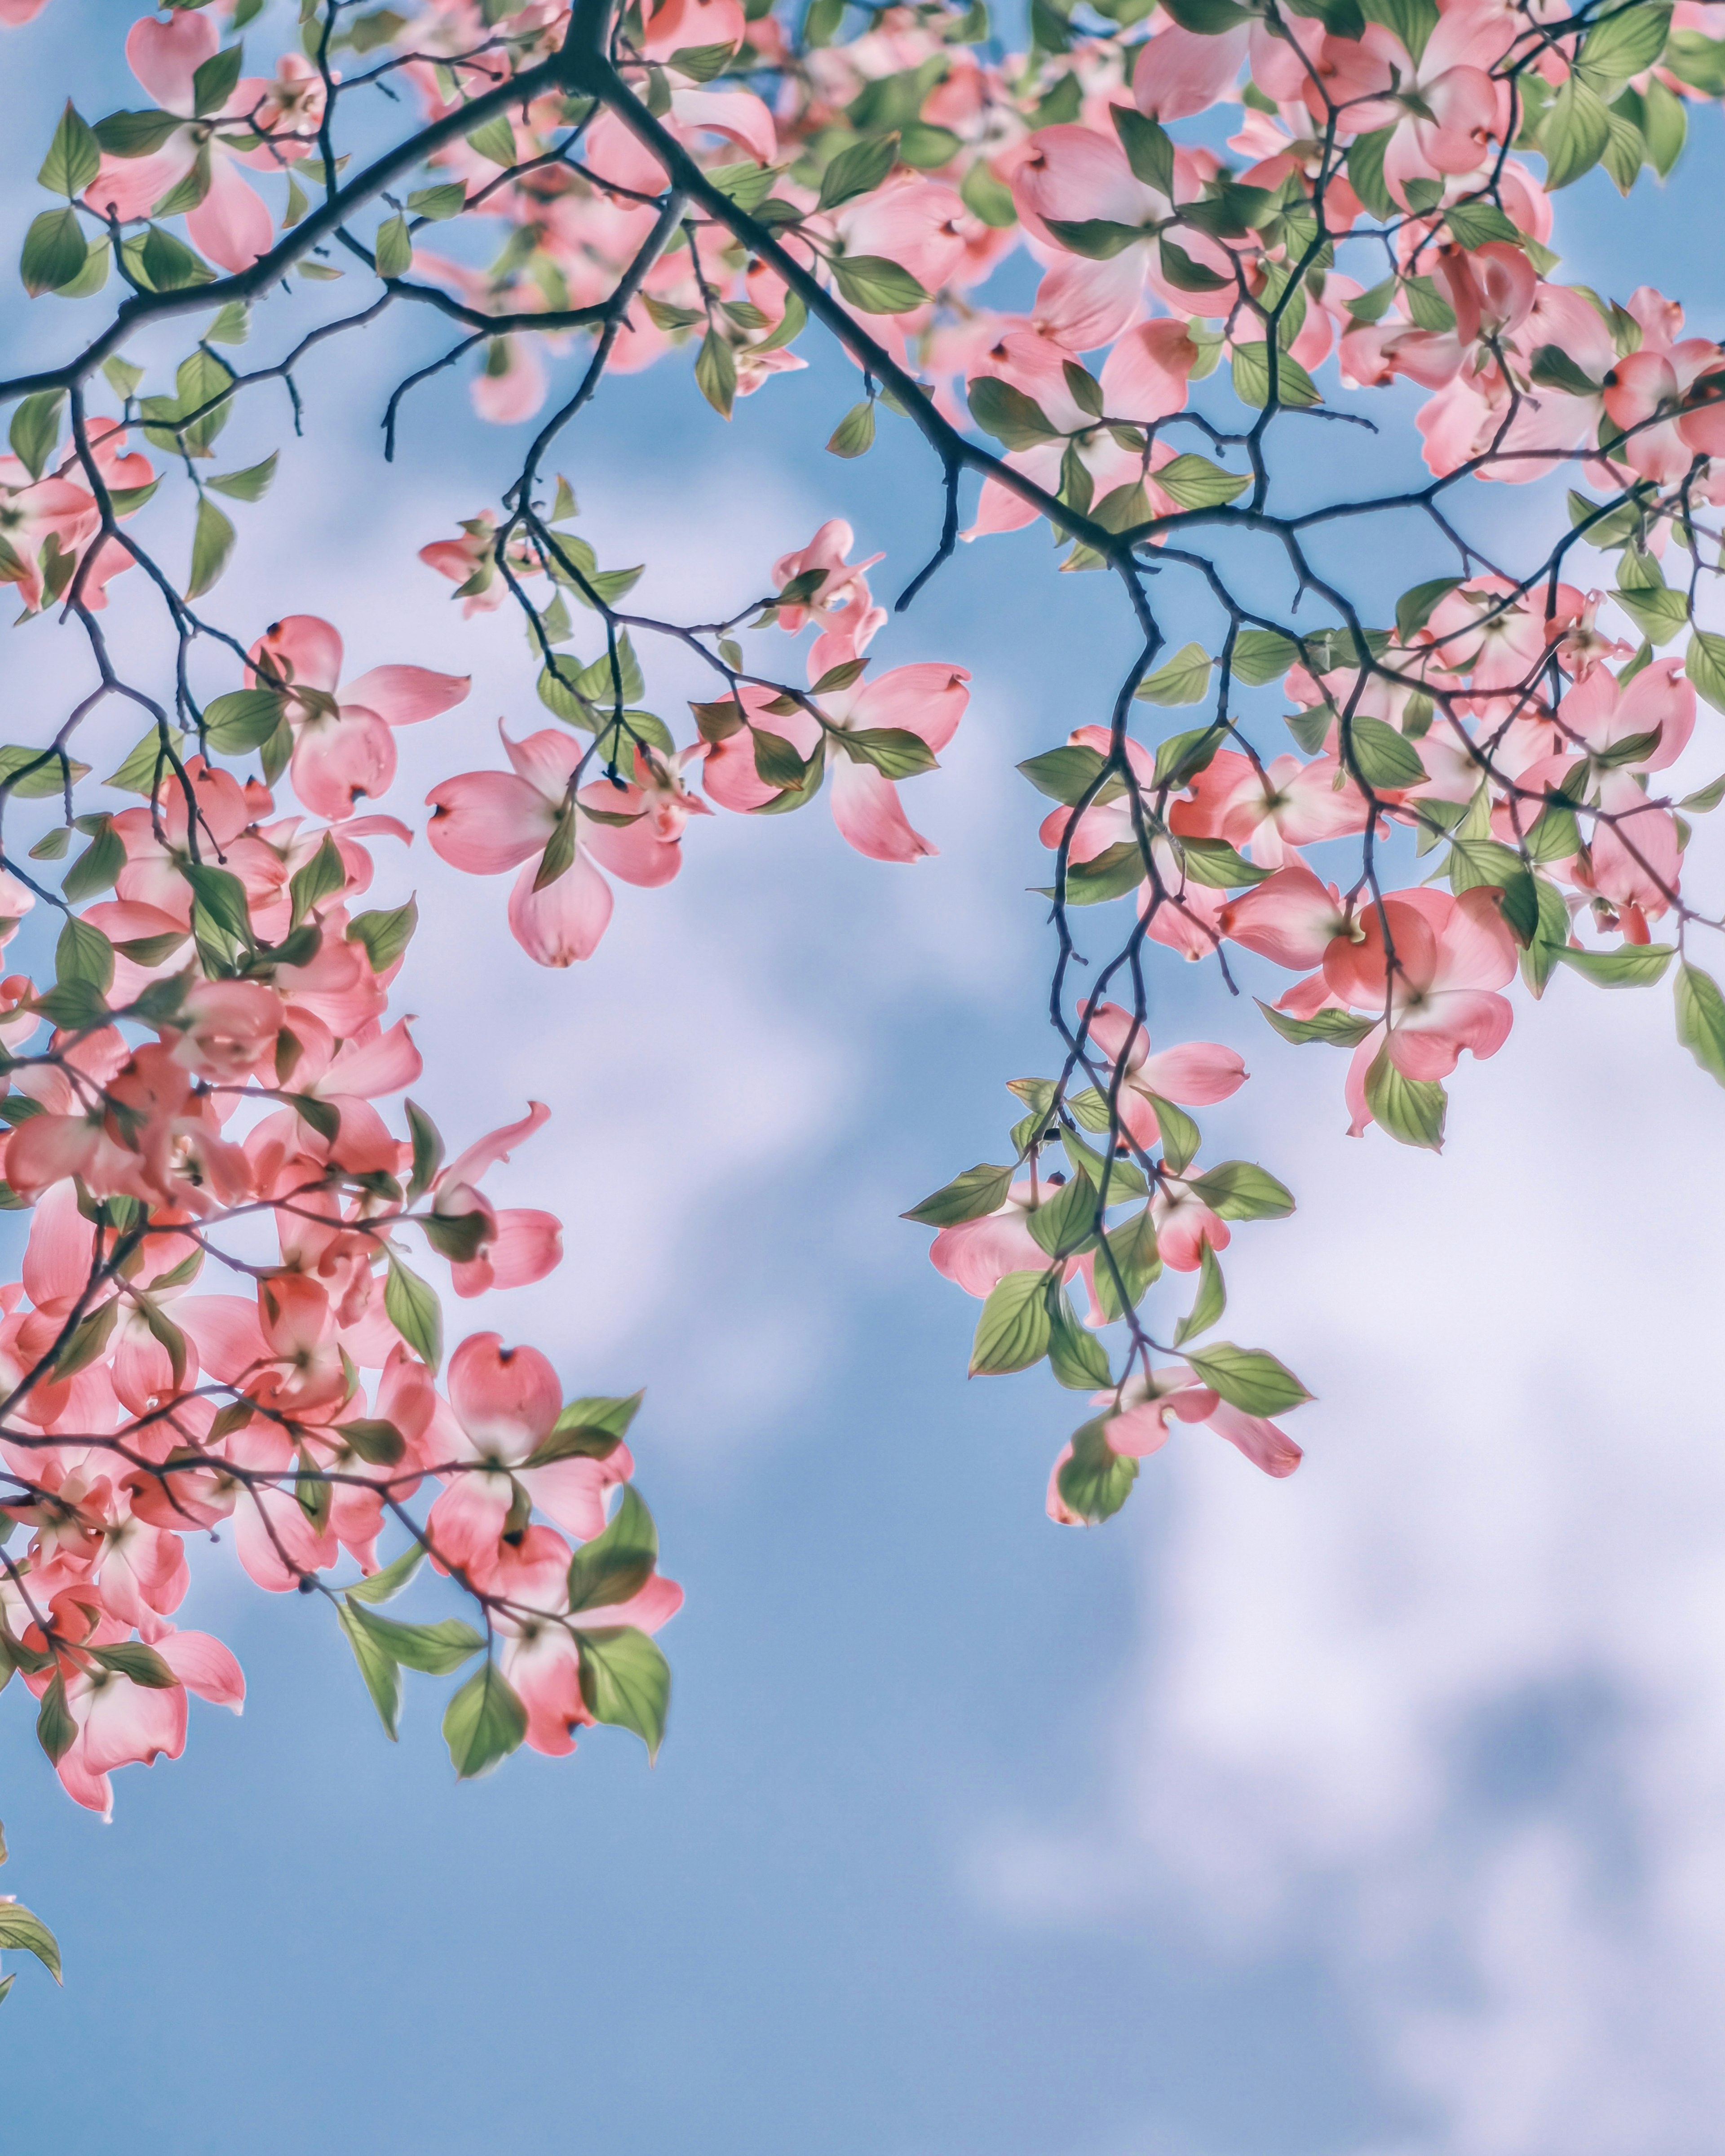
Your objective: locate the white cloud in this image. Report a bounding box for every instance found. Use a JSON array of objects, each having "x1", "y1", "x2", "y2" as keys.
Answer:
[{"x1": 969, "y1": 908, "x2": 1725, "y2": 2150}]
